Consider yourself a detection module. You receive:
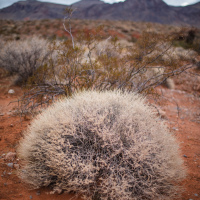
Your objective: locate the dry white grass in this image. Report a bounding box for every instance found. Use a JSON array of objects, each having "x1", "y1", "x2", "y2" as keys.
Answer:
[
  {"x1": 18, "y1": 90, "x2": 186, "y2": 200},
  {"x1": 159, "y1": 45, "x2": 197, "y2": 63}
]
